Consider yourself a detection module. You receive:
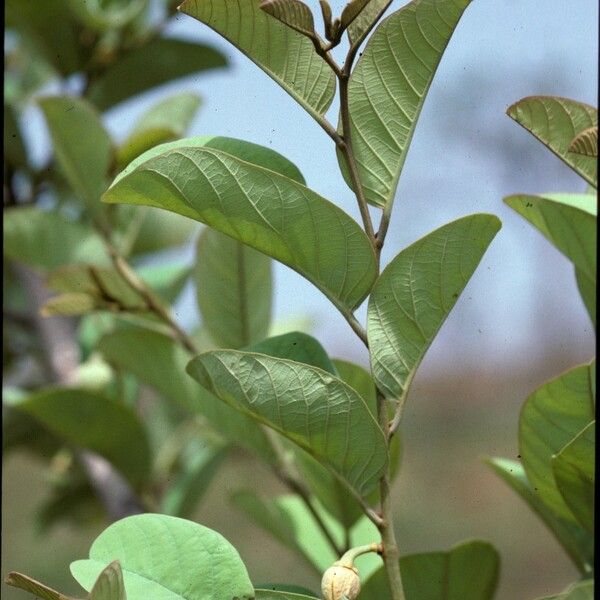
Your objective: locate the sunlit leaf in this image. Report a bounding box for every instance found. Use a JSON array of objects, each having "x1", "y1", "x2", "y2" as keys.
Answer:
[
  {"x1": 260, "y1": 0, "x2": 316, "y2": 38},
  {"x1": 88, "y1": 38, "x2": 226, "y2": 111},
  {"x1": 519, "y1": 362, "x2": 596, "y2": 522},
  {"x1": 346, "y1": 0, "x2": 391, "y2": 47},
  {"x1": 104, "y1": 138, "x2": 376, "y2": 311},
  {"x1": 552, "y1": 421, "x2": 595, "y2": 532},
  {"x1": 187, "y1": 350, "x2": 388, "y2": 496},
  {"x1": 507, "y1": 96, "x2": 597, "y2": 187},
  {"x1": 5, "y1": 388, "x2": 152, "y2": 486},
  {"x1": 568, "y1": 126, "x2": 598, "y2": 157},
  {"x1": 485, "y1": 457, "x2": 593, "y2": 575},
  {"x1": 3, "y1": 208, "x2": 110, "y2": 272},
  {"x1": 340, "y1": 0, "x2": 471, "y2": 208},
  {"x1": 361, "y1": 540, "x2": 499, "y2": 600},
  {"x1": 40, "y1": 96, "x2": 113, "y2": 209},
  {"x1": 340, "y1": 0, "x2": 371, "y2": 30},
  {"x1": 368, "y1": 214, "x2": 500, "y2": 401},
  {"x1": 117, "y1": 93, "x2": 202, "y2": 169},
  {"x1": 179, "y1": 0, "x2": 335, "y2": 121},
  {"x1": 70, "y1": 514, "x2": 254, "y2": 600}
]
